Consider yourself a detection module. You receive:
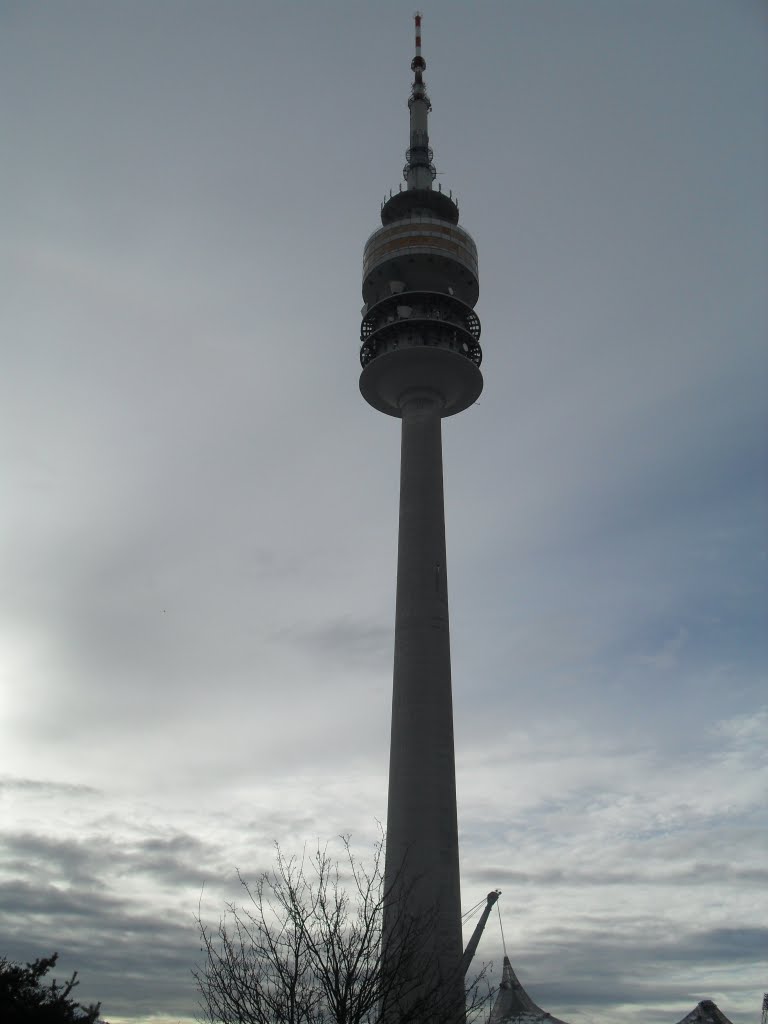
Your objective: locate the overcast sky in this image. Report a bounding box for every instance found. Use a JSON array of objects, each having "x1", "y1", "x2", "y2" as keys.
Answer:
[{"x1": 1, "y1": 2, "x2": 766, "y2": 1023}]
